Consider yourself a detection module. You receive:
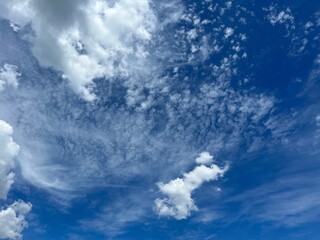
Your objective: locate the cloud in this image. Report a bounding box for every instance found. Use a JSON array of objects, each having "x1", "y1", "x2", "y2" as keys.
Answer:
[
  {"x1": 80, "y1": 190, "x2": 149, "y2": 237},
  {"x1": 0, "y1": 64, "x2": 20, "y2": 92},
  {"x1": 234, "y1": 169, "x2": 320, "y2": 227},
  {"x1": 224, "y1": 27, "x2": 234, "y2": 38},
  {"x1": 0, "y1": 120, "x2": 20, "y2": 200},
  {"x1": 0, "y1": 1, "x2": 283, "y2": 234},
  {"x1": 265, "y1": 5, "x2": 294, "y2": 27},
  {"x1": 154, "y1": 154, "x2": 229, "y2": 220},
  {"x1": 0, "y1": 0, "x2": 278, "y2": 203},
  {"x1": 316, "y1": 114, "x2": 320, "y2": 126},
  {"x1": 195, "y1": 151, "x2": 214, "y2": 165},
  {"x1": 263, "y1": 4, "x2": 296, "y2": 35},
  {"x1": 0, "y1": 201, "x2": 32, "y2": 240},
  {"x1": 0, "y1": 0, "x2": 312, "y2": 236},
  {"x1": 0, "y1": 120, "x2": 31, "y2": 239},
  {"x1": 0, "y1": 0, "x2": 156, "y2": 101}
]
